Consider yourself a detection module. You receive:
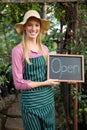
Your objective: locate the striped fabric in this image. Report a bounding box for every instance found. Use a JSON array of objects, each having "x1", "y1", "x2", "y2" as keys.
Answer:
[{"x1": 21, "y1": 56, "x2": 55, "y2": 130}]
